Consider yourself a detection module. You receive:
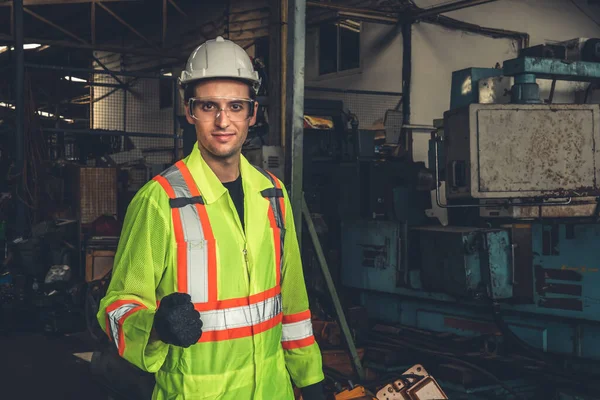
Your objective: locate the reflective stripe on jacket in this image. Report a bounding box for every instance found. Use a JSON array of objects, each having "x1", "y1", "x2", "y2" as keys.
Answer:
[{"x1": 97, "y1": 145, "x2": 323, "y2": 399}]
